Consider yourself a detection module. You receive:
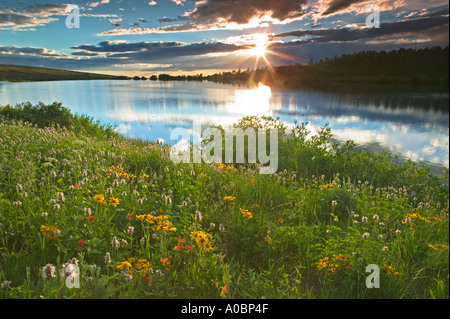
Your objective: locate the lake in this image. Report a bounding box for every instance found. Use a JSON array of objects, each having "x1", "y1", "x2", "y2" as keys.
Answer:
[{"x1": 0, "y1": 79, "x2": 448, "y2": 173}]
